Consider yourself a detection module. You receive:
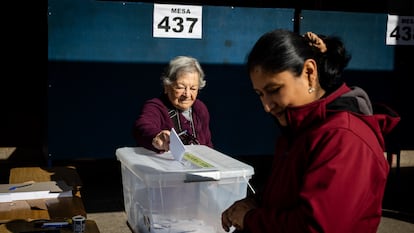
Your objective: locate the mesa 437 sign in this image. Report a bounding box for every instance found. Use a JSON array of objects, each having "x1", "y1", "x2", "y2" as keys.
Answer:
[
  {"x1": 386, "y1": 15, "x2": 414, "y2": 46},
  {"x1": 153, "y1": 4, "x2": 202, "y2": 39}
]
